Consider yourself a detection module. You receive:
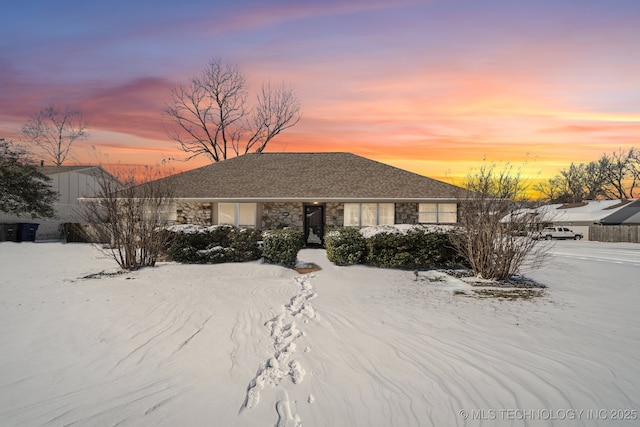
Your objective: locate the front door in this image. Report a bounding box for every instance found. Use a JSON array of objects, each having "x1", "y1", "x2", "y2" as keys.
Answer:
[{"x1": 304, "y1": 204, "x2": 325, "y2": 247}]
